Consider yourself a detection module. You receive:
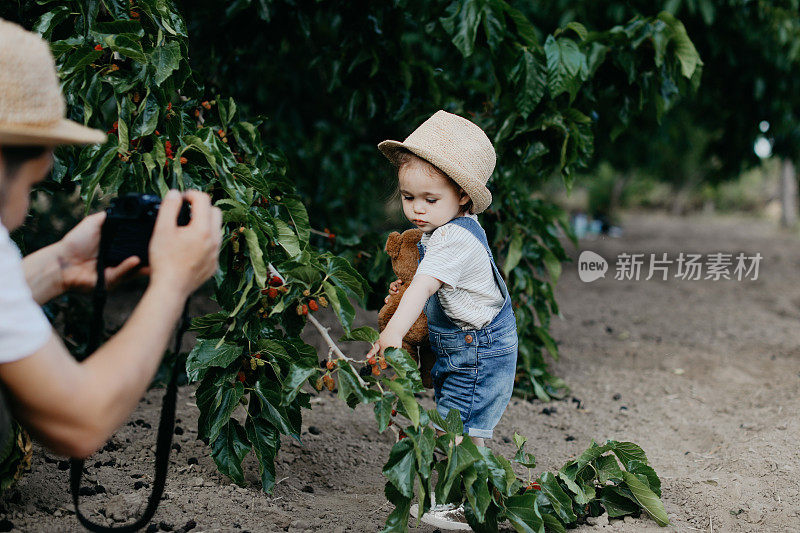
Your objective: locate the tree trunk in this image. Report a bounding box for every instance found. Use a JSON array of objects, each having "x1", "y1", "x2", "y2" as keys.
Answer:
[{"x1": 780, "y1": 159, "x2": 797, "y2": 228}]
